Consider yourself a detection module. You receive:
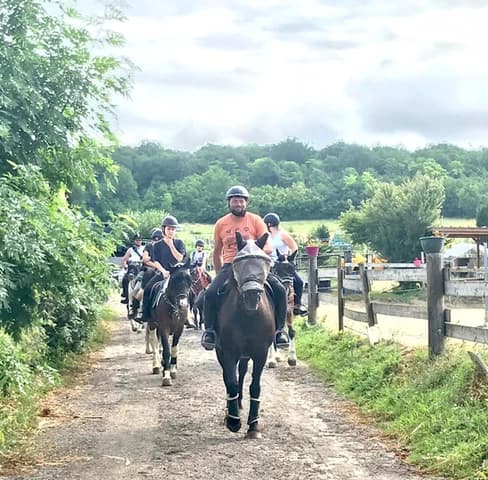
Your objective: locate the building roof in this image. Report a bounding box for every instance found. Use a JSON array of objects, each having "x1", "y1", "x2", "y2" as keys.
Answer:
[{"x1": 428, "y1": 226, "x2": 488, "y2": 242}]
